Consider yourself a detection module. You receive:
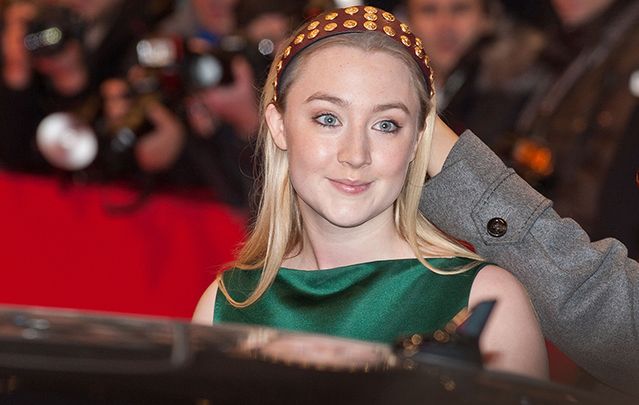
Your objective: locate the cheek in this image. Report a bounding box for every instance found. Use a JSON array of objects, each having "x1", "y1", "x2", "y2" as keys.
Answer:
[
  {"x1": 285, "y1": 132, "x2": 334, "y2": 184},
  {"x1": 283, "y1": 113, "x2": 336, "y2": 163},
  {"x1": 375, "y1": 141, "x2": 415, "y2": 178}
]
